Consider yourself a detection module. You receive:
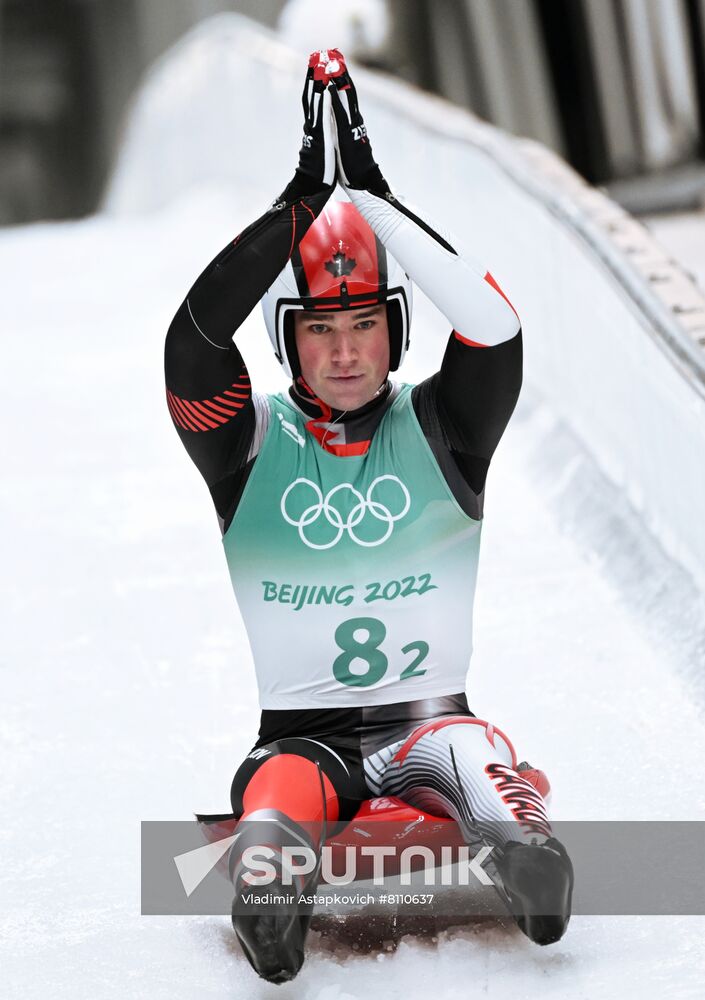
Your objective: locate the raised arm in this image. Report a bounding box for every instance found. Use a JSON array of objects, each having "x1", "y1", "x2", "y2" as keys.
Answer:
[
  {"x1": 165, "y1": 60, "x2": 337, "y2": 528},
  {"x1": 327, "y1": 53, "x2": 522, "y2": 507}
]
